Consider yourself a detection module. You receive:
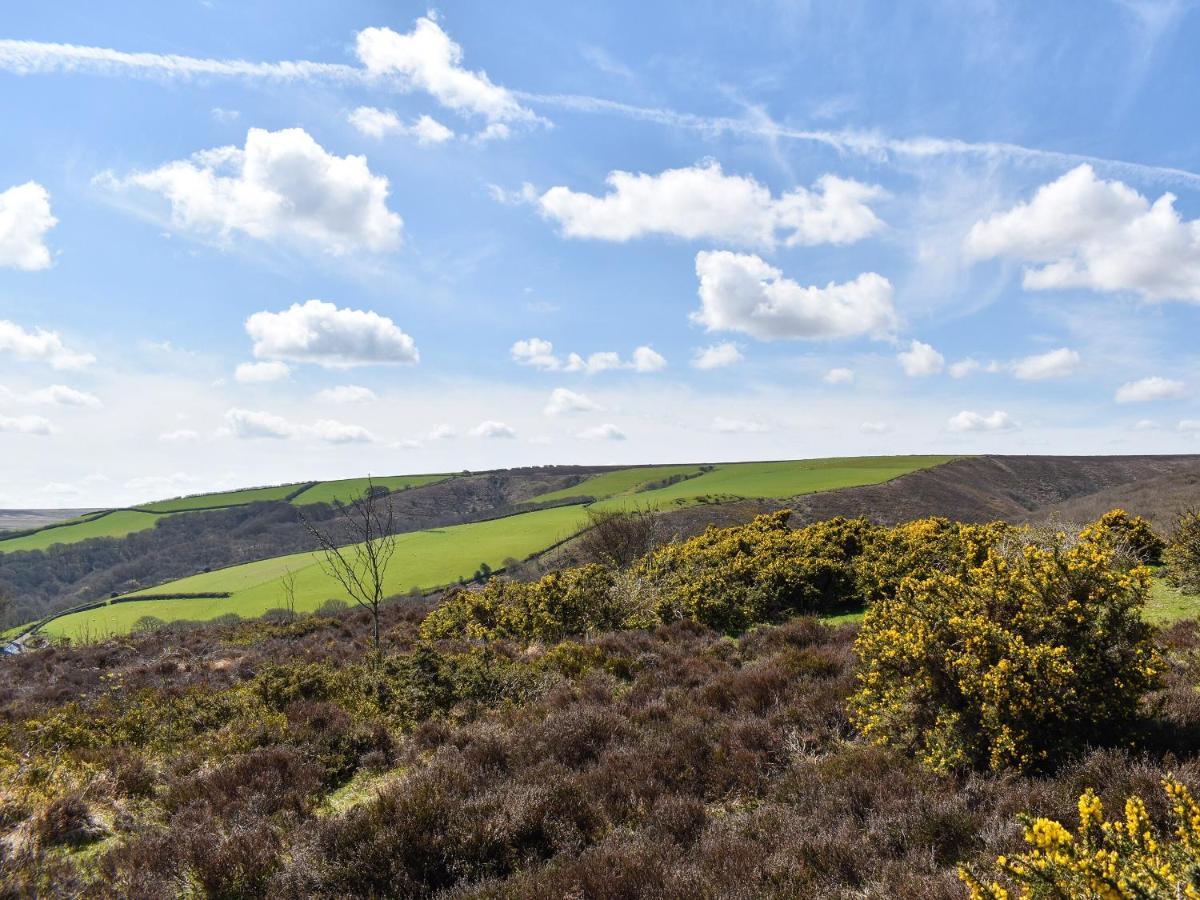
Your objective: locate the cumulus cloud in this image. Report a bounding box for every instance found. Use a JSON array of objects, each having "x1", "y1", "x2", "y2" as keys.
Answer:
[
  {"x1": 537, "y1": 162, "x2": 884, "y2": 248},
  {"x1": 1114, "y1": 376, "x2": 1187, "y2": 403},
  {"x1": 348, "y1": 106, "x2": 455, "y2": 144},
  {"x1": 692, "y1": 251, "x2": 896, "y2": 341},
  {"x1": 309, "y1": 419, "x2": 375, "y2": 444},
  {"x1": 0, "y1": 413, "x2": 53, "y2": 435},
  {"x1": 577, "y1": 423, "x2": 626, "y2": 441},
  {"x1": 469, "y1": 419, "x2": 516, "y2": 438},
  {"x1": 713, "y1": 417, "x2": 769, "y2": 433},
  {"x1": 428, "y1": 423, "x2": 456, "y2": 440},
  {"x1": 0, "y1": 319, "x2": 94, "y2": 369},
  {"x1": 24, "y1": 385, "x2": 101, "y2": 407},
  {"x1": 860, "y1": 421, "x2": 891, "y2": 434},
  {"x1": 1010, "y1": 347, "x2": 1081, "y2": 380},
  {"x1": 224, "y1": 407, "x2": 294, "y2": 439},
  {"x1": 106, "y1": 127, "x2": 403, "y2": 254},
  {"x1": 966, "y1": 164, "x2": 1200, "y2": 302},
  {"x1": 246, "y1": 299, "x2": 418, "y2": 368},
  {"x1": 823, "y1": 367, "x2": 854, "y2": 384},
  {"x1": 897, "y1": 340, "x2": 945, "y2": 377},
  {"x1": 511, "y1": 338, "x2": 666, "y2": 374},
  {"x1": 315, "y1": 384, "x2": 377, "y2": 404},
  {"x1": 544, "y1": 387, "x2": 600, "y2": 416},
  {"x1": 0, "y1": 181, "x2": 56, "y2": 270},
  {"x1": 234, "y1": 360, "x2": 290, "y2": 383},
  {"x1": 355, "y1": 16, "x2": 534, "y2": 126},
  {"x1": 692, "y1": 342, "x2": 743, "y2": 370},
  {"x1": 947, "y1": 410, "x2": 1017, "y2": 432}
]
